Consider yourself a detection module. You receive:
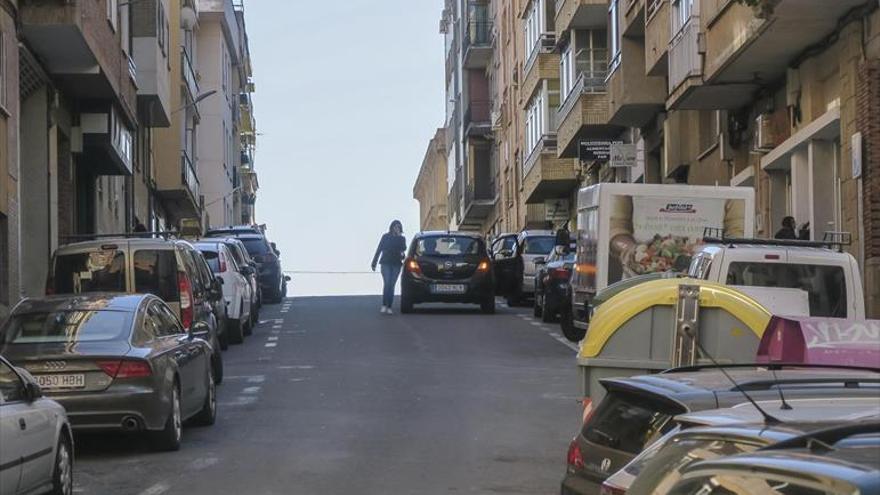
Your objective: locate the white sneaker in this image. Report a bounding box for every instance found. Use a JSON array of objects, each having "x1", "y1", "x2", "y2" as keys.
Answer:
[
  {"x1": 380, "y1": 306, "x2": 388, "y2": 314},
  {"x1": 386, "y1": 307, "x2": 394, "y2": 315}
]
